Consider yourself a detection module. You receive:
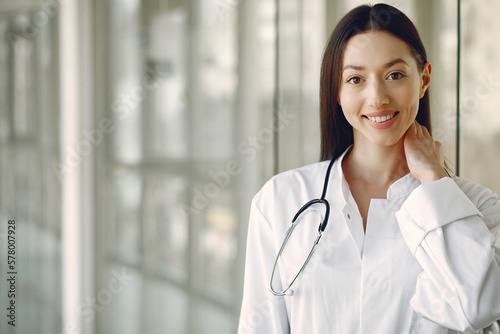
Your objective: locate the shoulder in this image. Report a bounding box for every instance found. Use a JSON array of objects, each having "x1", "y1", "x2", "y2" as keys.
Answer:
[{"x1": 252, "y1": 160, "x2": 333, "y2": 208}]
